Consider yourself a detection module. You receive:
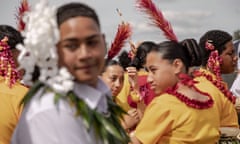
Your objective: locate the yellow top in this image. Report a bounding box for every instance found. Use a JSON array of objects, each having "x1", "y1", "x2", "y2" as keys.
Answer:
[
  {"x1": 0, "y1": 76, "x2": 28, "y2": 144},
  {"x1": 115, "y1": 70, "x2": 148, "y2": 111},
  {"x1": 194, "y1": 68, "x2": 238, "y2": 128},
  {"x1": 115, "y1": 73, "x2": 131, "y2": 111},
  {"x1": 135, "y1": 93, "x2": 220, "y2": 144}
]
